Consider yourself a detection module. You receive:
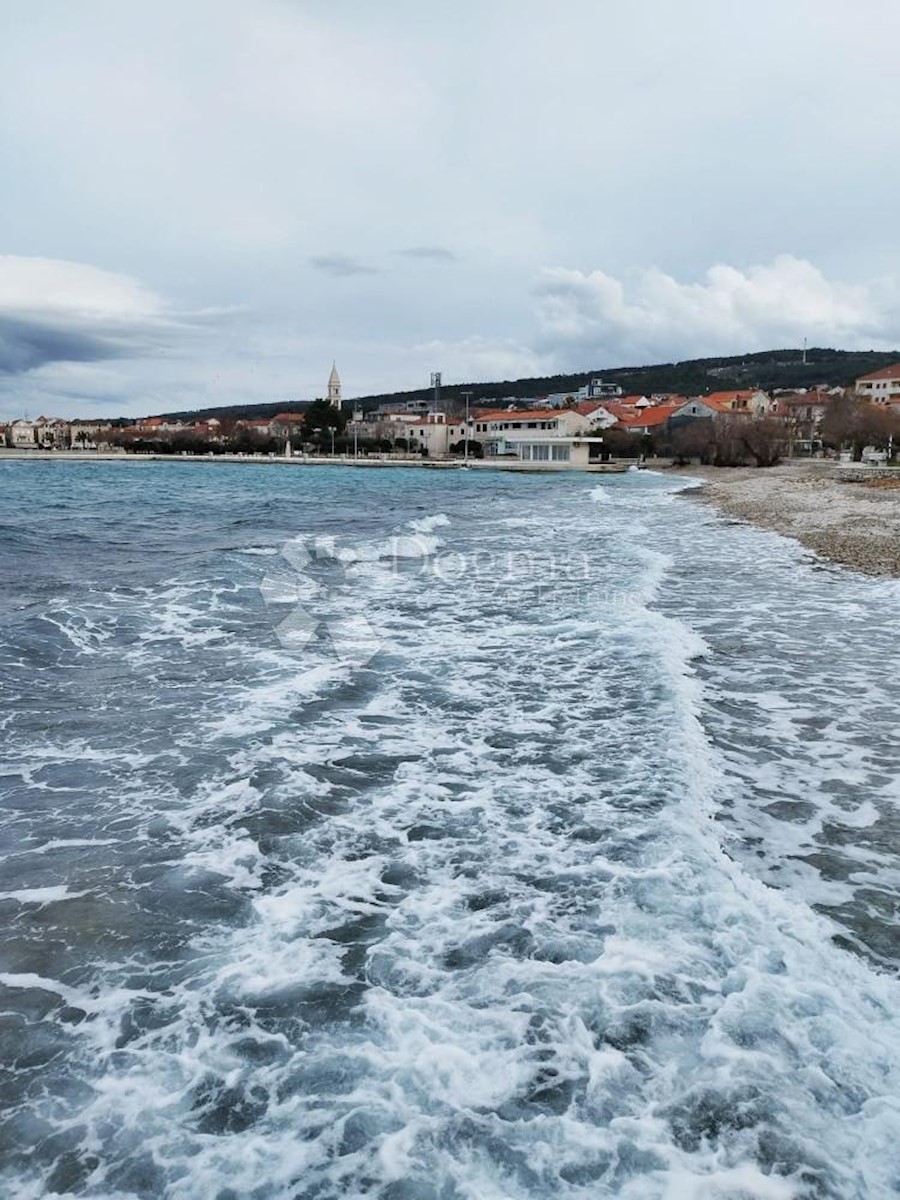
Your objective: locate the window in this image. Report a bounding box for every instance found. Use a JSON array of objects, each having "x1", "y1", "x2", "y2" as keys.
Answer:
[{"x1": 551, "y1": 445, "x2": 570, "y2": 461}]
